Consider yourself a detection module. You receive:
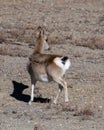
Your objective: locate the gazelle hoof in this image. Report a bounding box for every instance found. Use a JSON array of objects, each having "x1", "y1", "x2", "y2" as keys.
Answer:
[
  {"x1": 65, "y1": 99, "x2": 69, "y2": 102},
  {"x1": 29, "y1": 101, "x2": 32, "y2": 105},
  {"x1": 53, "y1": 100, "x2": 57, "y2": 104}
]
